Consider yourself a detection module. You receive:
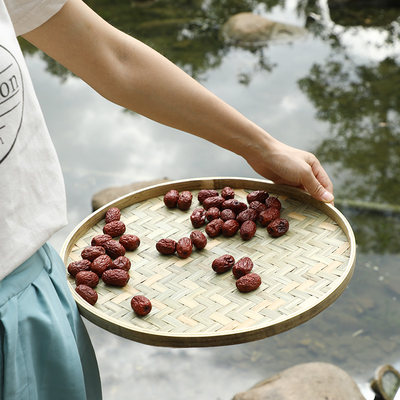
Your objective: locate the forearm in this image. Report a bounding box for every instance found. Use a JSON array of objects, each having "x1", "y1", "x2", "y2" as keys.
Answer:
[
  {"x1": 24, "y1": 0, "x2": 274, "y2": 160},
  {"x1": 23, "y1": 0, "x2": 333, "y2": 201},
  {"x1": 94, "y1": 34, "x2": 273, "y2": 158}
]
